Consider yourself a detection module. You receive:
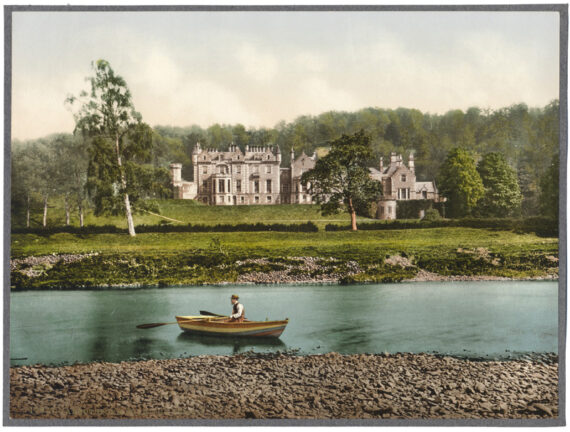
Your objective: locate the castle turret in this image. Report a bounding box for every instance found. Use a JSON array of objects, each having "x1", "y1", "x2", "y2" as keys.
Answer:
[
  {"x1": 276, "y1": 145, "x2": 282, "y2": 163},
  {"x1": 170, "y1": 163, "x2": 182, "y2": 183}
]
